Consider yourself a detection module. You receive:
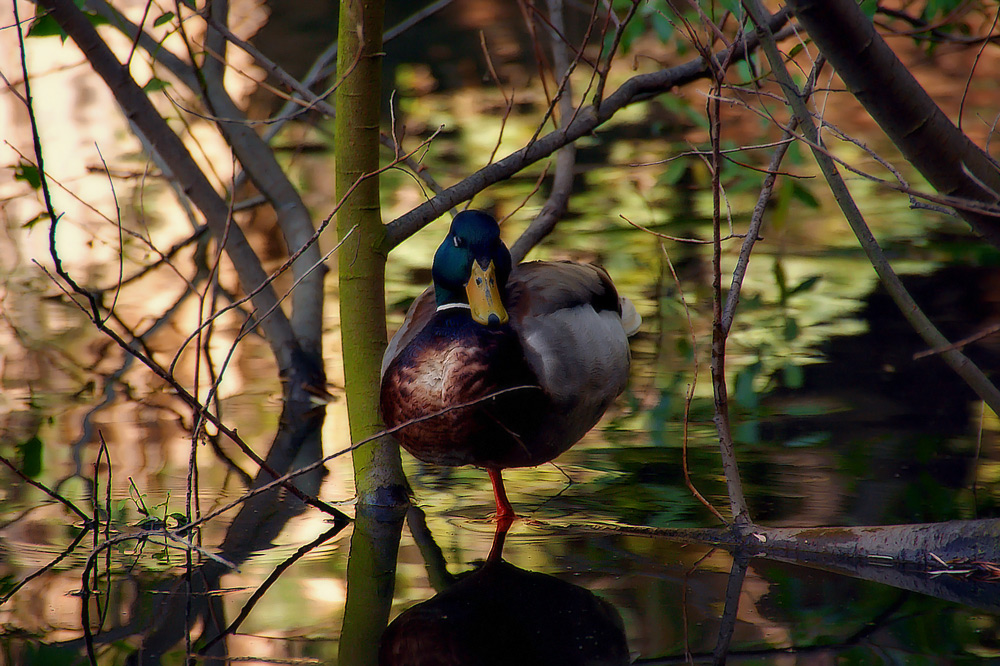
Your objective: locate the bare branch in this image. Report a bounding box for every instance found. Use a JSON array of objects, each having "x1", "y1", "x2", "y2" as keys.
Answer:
[
  {"x1": 38, "y1": 0, "x2": 301, "y2": 369},
  {"x1": 787, "y1": 0, "x2": 1000, "y2": 248},
  {"x1": 721, "y1": 57, "x2": 826, "y2": 335}
]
